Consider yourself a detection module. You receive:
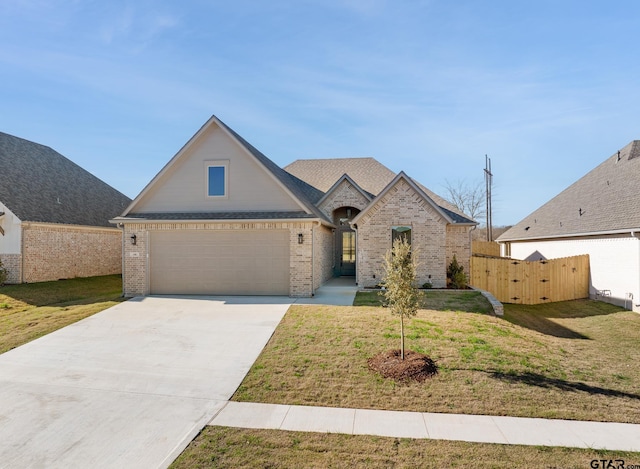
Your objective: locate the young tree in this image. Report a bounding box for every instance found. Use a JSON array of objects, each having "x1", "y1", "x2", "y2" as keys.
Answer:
[{"x1": 381, "y1": 238, "x2": 421, "y2": 360}]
